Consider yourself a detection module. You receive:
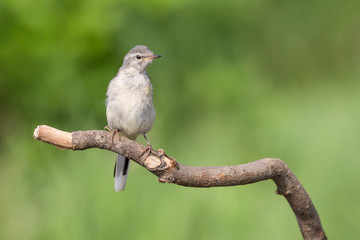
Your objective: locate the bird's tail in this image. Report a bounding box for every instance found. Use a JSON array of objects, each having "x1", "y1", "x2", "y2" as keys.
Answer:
[{"x1": 114, "y1": 154, "x2": 130, "y2": 192}]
